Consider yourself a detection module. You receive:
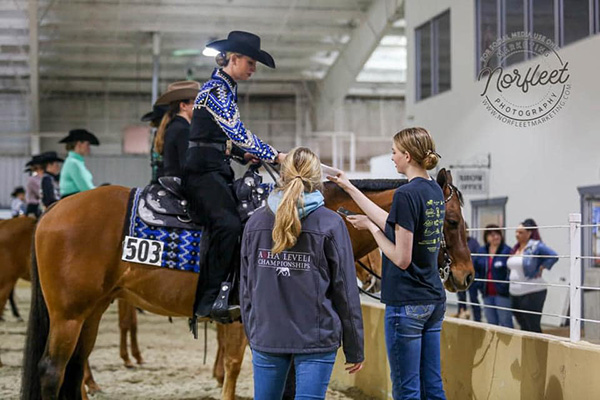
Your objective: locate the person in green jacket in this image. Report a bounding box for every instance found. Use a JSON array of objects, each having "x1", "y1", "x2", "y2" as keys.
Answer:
[{"x1": 58, "y1": 129, "x2": 100, "y2": 197}]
